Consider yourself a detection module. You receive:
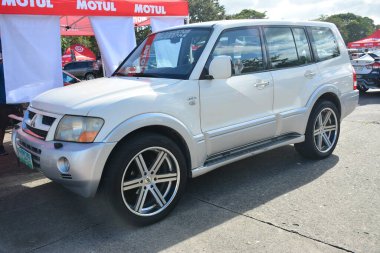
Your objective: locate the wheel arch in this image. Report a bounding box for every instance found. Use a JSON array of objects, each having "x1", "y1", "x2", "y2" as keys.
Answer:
[
  {"x1": 99, "y1": 114, "x2": 203, "y2": 186},
  {"x1": 306, "y1": 85, "x2": 342, "y2": 119}
]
